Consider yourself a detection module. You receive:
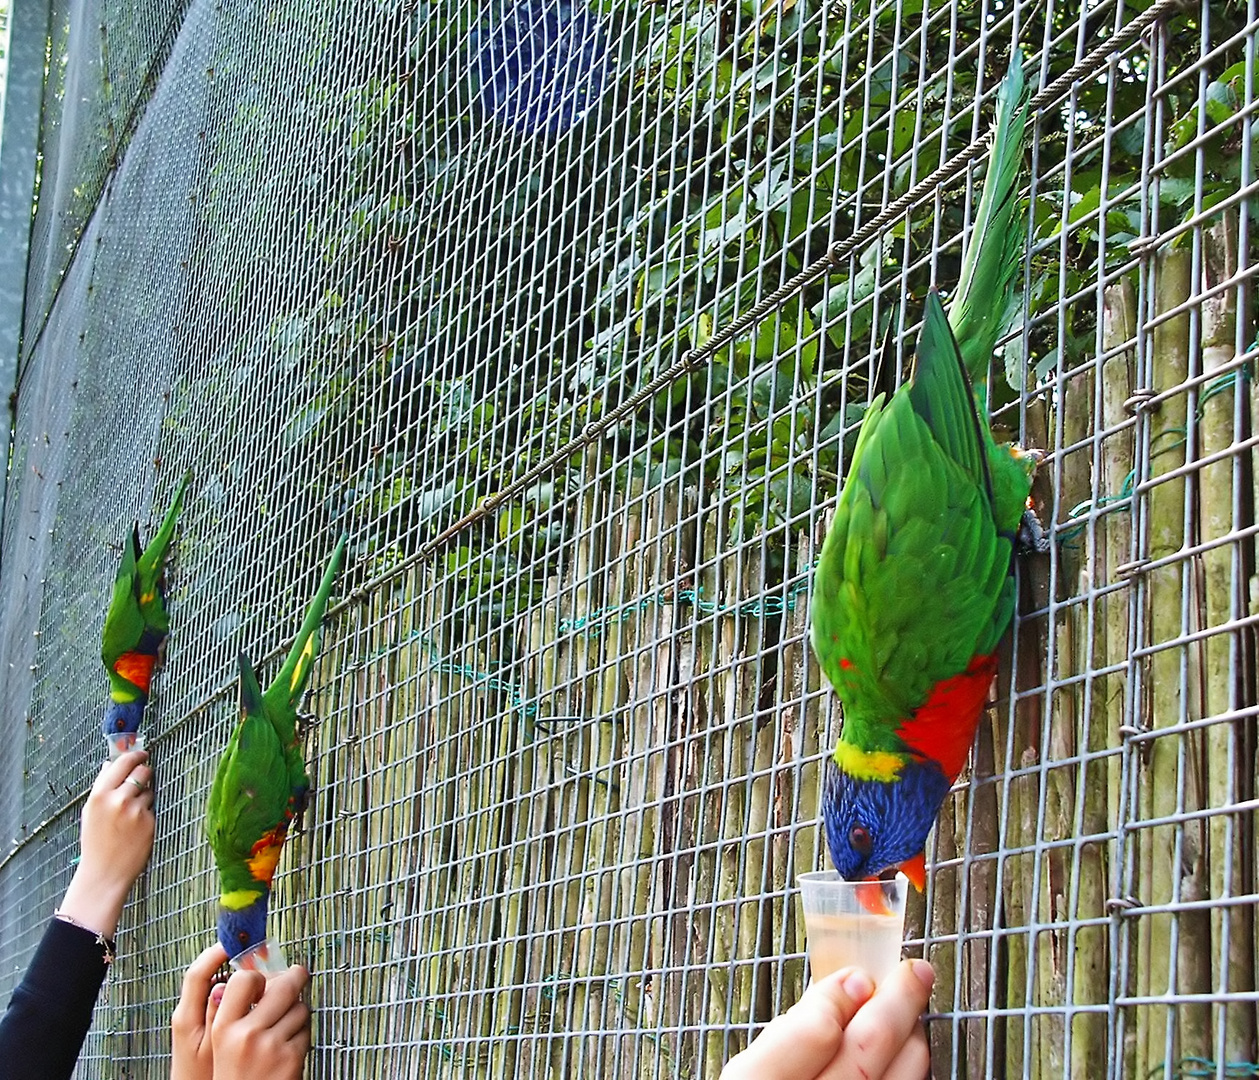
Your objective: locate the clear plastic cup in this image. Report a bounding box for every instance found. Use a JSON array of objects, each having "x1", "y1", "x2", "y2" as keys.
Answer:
[
  {"x1": 229, "y1": 937, "x2": 289, "y2": 977},
  {"x1": 797, "y1": 871, "x2": 909, "y2": 986},
  {"x1": 105, "y1": 731, "x2": 145, "y2": 761}
]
